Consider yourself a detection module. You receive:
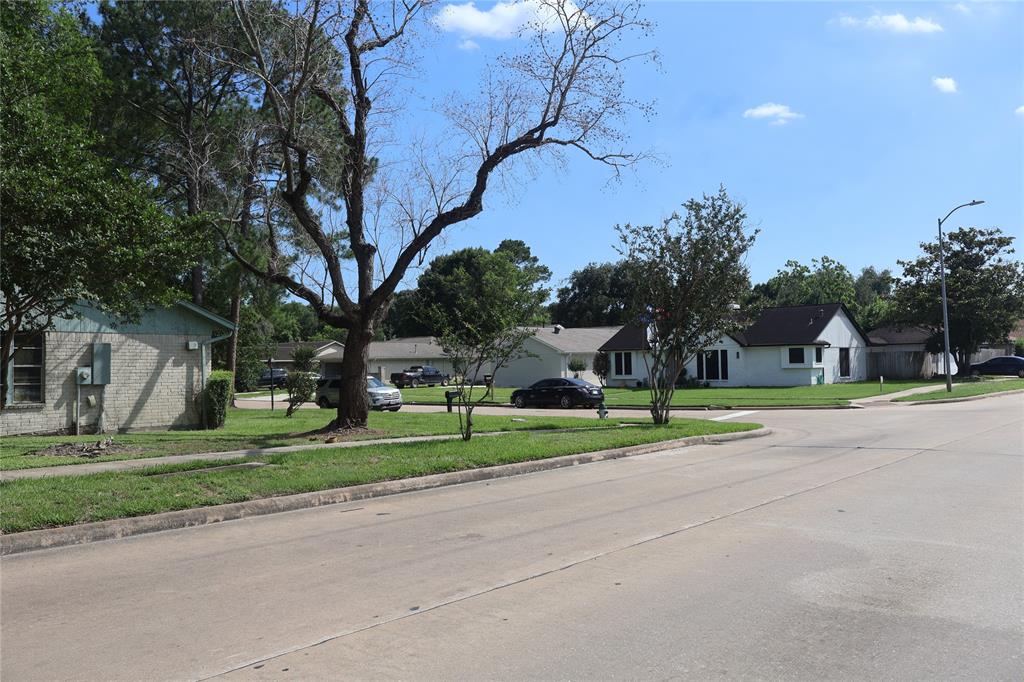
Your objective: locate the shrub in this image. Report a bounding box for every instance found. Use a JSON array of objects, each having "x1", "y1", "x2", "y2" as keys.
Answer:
[
  {"x1": 204, "y1": 370, "x2": 234, "y2": 429},
  {"x1": 285, "y1": 346, "x2": 319, "y2": 417},
  {"x1": 568, "y1": 356, "x2": 587, "y2": 378},
  {"x1": 1015, "y1": 339, "x2": 1024, "y2": 357}
]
